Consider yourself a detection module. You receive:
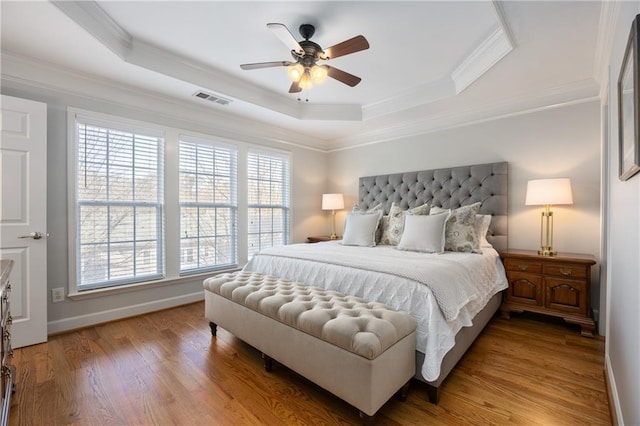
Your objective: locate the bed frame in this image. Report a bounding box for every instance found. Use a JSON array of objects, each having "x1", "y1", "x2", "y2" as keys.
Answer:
[{"x1": 358, "y1": 161, "x2": 508, "y2": 402}]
